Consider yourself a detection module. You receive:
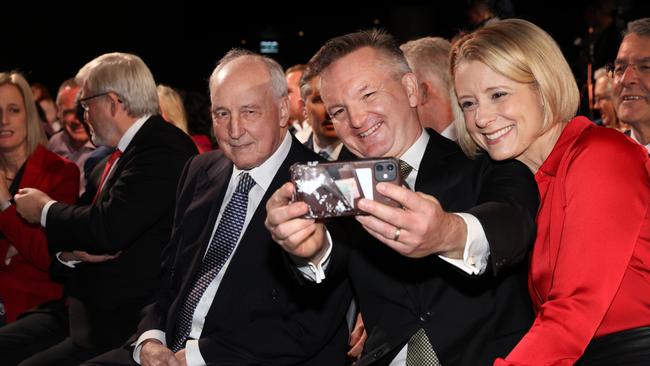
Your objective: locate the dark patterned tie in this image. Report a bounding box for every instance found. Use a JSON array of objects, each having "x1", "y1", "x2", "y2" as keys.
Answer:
[
  {"x1": 171, "y1": 172, "x2": 256, "y2": 352},
  {"x1": 406, "y1": 328, "x2": 442, "y2": 365},
  {"x1": 399, "y1": 159, "x2": 413, "y2": 189},
  {"x1": 318, "y1": 150, "x2": 331, "y2": 161}
]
